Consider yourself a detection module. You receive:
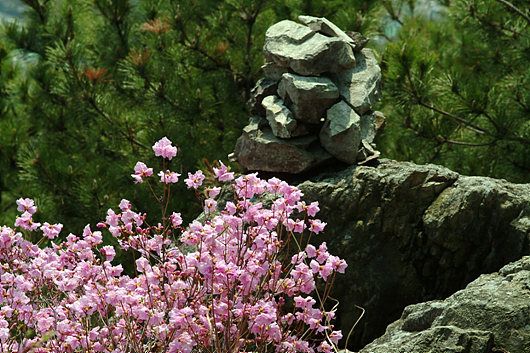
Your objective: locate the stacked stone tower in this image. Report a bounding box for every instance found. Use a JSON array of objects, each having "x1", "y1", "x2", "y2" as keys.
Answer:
[{"x1": 230, "y1": 16, "x2": 385, "y2": 174}]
